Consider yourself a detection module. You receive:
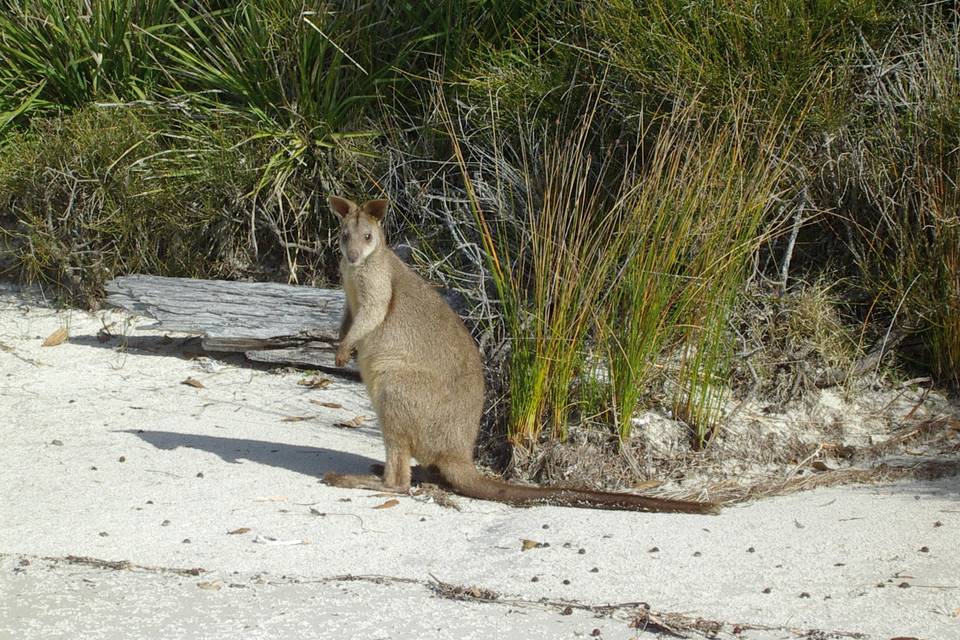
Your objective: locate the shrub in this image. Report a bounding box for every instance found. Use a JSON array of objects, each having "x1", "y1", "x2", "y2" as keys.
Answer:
[
  {"x1": 0, "y1": 0, "x2": 177, "y2": 121},
  {"x1": 822, "y1": 13, "x2": 960, "y2": 384},
  {"x1": 0, "y1": 106, "x2": 259, "y2": 305}
]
